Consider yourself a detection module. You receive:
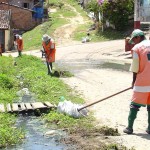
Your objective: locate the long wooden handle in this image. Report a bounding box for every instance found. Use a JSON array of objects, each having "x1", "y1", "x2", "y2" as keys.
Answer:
[{"x1": 78, "y1": 87, "x2": 132, "y2": 111}]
